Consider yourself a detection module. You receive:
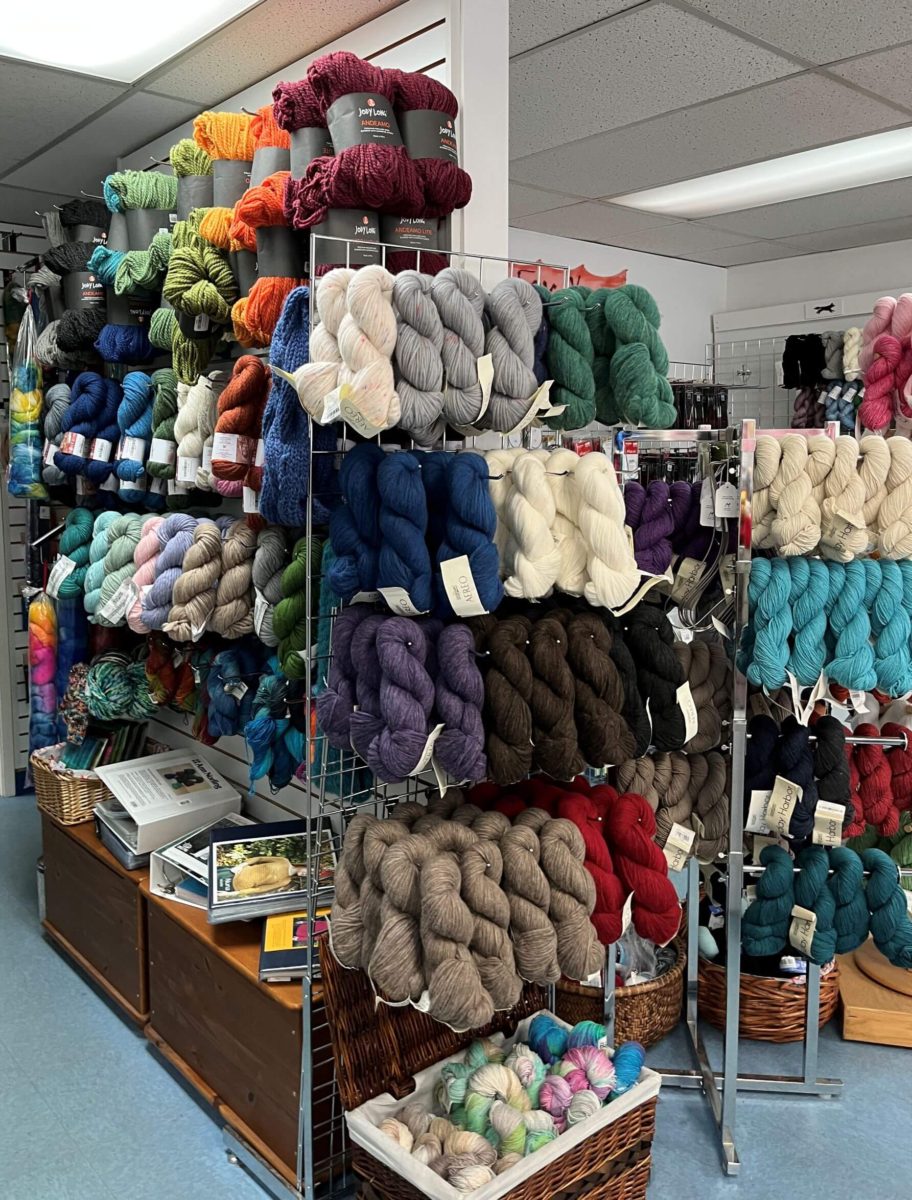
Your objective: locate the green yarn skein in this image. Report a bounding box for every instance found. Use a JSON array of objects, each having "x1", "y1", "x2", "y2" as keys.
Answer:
[
  {"x1": 826, "y1": 845, "x2": 870, "y2": 952},
  {"x1": 164, "y1": 214, "x2": 228, "y2": 384},
  {"x1": 544, "y1": 288, "x2": 596, "y2": 430},
  {"x1": 146, "y1": 369, "x2": 179, "y2": 481},
  {"x1": 741, "y1": 844, "x2": 795, "y2": 957},
  {"x1": 602, "y1": 285, "x2": 676, "y2": 428},
  {"x1": 115, "y1": 231, "x2": 172, "y2": 295},
  {"x1": 149, "y1": 306, "x2": 177, "y2": 351},
  {"x1": 273, "y1": 537, "x2": 324, "y2": 680},
  {"x1": 96, "y1": 514, "x2": 144, "y2": 628},
  {"x1": 169, "y1": 138, "x2": 213, "y2": 177},
  {"x1": 793, "y1": 845, "x2": 838, "y2": 965},
  {"x1": 578, "y1": 286, "x2": 617, "y2": 424},
  {"x1": 56, "y1": 508, "x2": 94, "y2": 598},
  {"x1": 104, "y1": 170, "x2": 178, "y2": 213}
]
